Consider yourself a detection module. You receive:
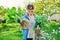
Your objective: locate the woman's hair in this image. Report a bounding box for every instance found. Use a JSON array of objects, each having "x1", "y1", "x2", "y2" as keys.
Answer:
[{"x1": 27, "y1": 4, "x2": 34, "y2": 10}]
